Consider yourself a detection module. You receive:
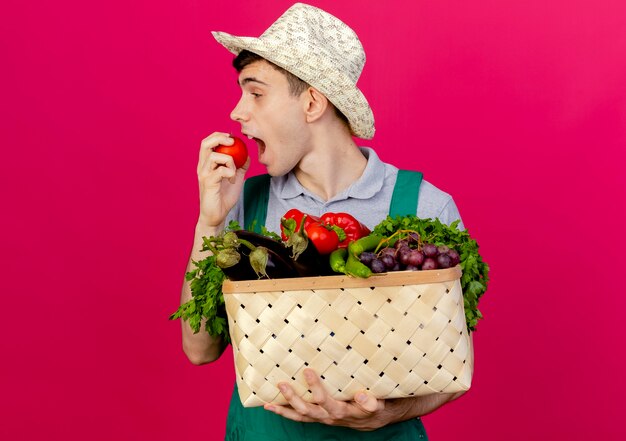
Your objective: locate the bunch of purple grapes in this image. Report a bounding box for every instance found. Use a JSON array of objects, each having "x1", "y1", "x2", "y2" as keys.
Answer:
[{"x1": 359, "y1": 233, "x2": 460, "y2": 273}]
